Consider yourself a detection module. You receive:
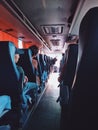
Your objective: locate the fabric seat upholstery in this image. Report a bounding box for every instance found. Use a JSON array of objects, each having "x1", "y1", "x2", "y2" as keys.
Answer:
[
  {"x1": 0, "y1": 41, "x2": 21, "y2": 107},
  {"x1": 18, "y1": 49, "x2": 36, "y2": 82},
  {"x1": 68, "y1": 7, "x2": 98, "y2": 130}
]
